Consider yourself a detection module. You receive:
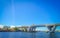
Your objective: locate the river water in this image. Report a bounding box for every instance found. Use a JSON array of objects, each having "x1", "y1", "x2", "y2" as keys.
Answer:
[{"x1": 0, "y1": 32, "x2": 60, "y2": 38}]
